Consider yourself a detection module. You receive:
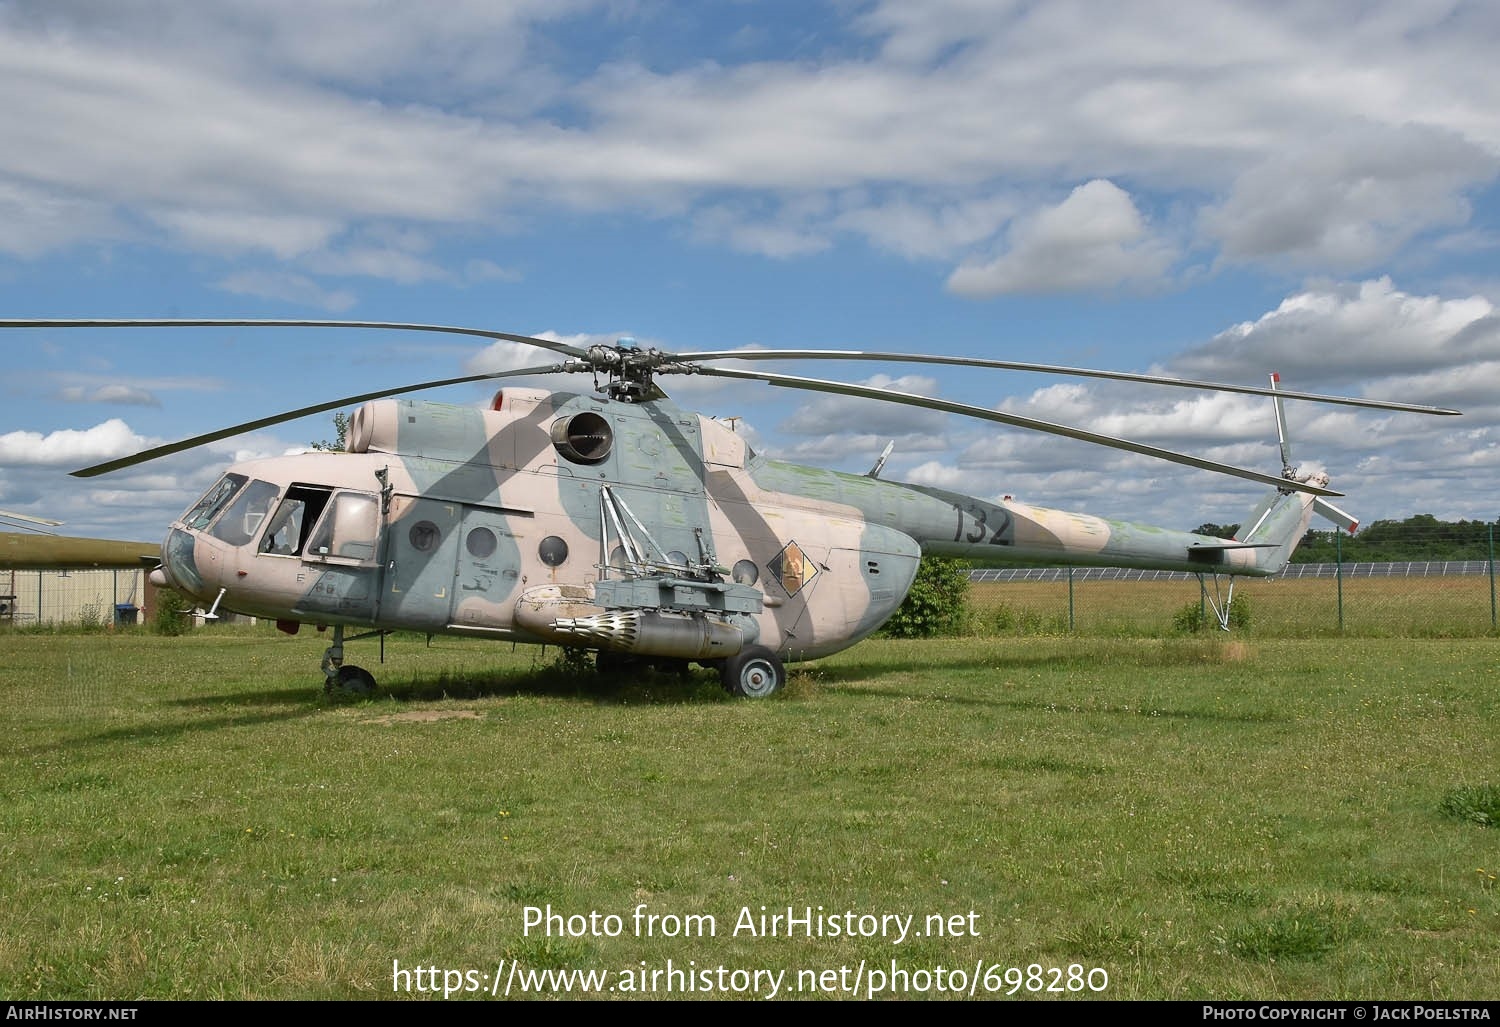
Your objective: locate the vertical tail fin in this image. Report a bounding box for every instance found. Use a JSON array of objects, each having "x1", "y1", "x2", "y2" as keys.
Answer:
[{"x1": 1239, "y1": 487, "x2": 1320, "y2": 574}]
